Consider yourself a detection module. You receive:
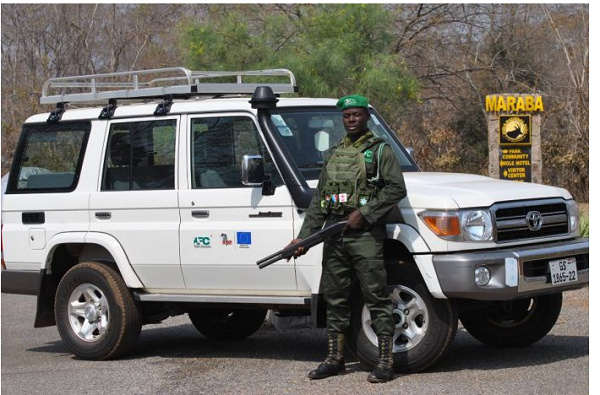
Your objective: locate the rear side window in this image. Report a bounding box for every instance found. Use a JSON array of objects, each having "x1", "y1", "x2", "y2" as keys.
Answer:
[
  {"x1": 102, "y1": 119, "x2": 176, "y2": 191},
  {"x1": 6, "y1": 122, "x2": 90, "y2": 193}
]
